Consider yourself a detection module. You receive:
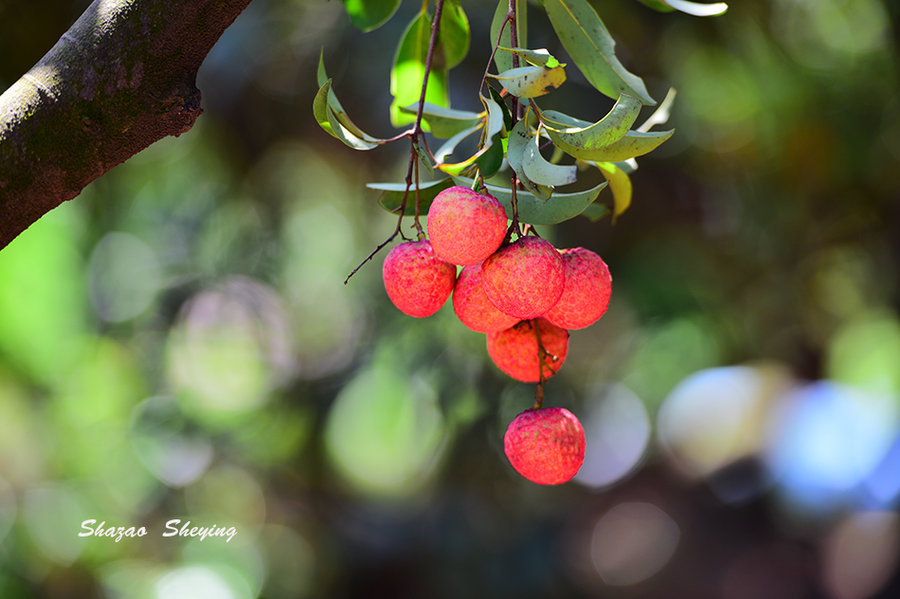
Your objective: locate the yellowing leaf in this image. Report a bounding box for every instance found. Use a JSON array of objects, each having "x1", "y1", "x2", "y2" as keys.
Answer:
[{"x1": 489, "y1": 64, "x2": 566, "y2": 98}]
